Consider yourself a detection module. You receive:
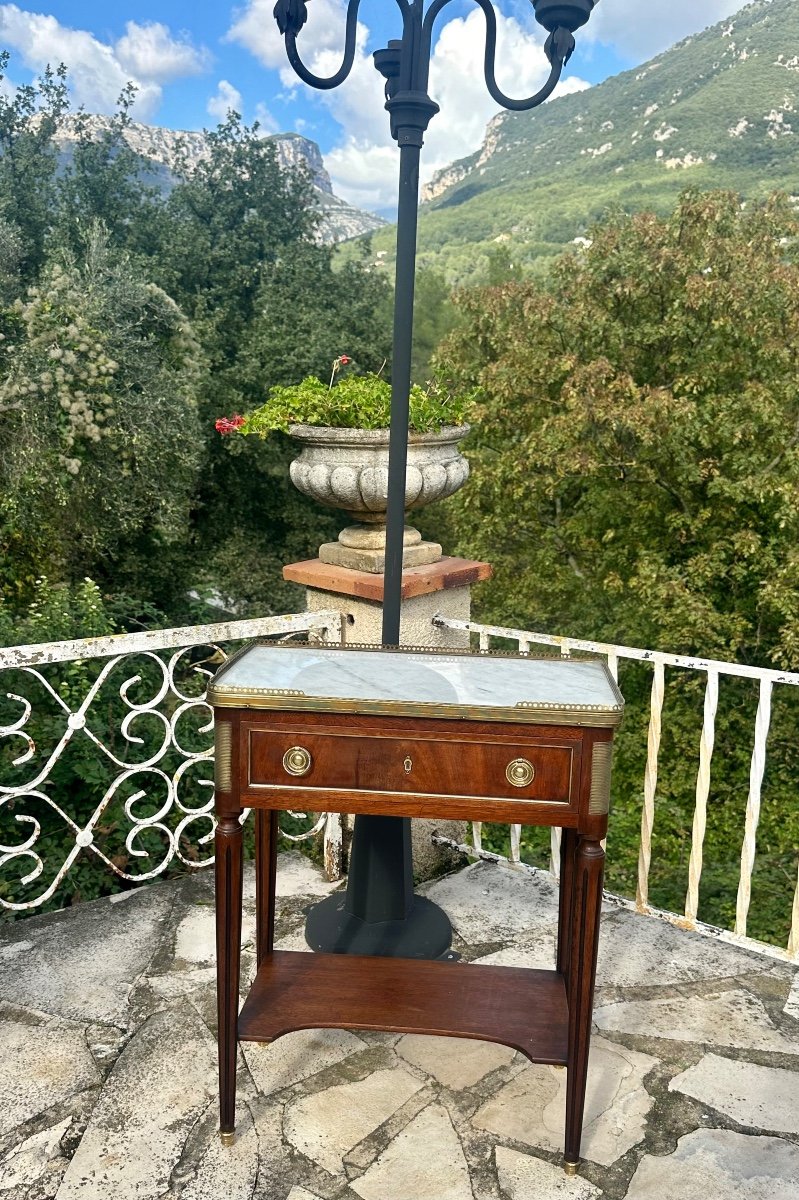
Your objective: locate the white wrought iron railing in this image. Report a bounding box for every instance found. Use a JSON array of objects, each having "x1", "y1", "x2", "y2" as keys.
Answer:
[
  {"x1": 4, "y1": 607, "x2": 798, "y2": 965},
  {"x1": 0, "y1": 611, "x2": 342, "y2": 912},
  {"x1": 433, "y1": 615, "x2": 799, "y2": 965}
]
